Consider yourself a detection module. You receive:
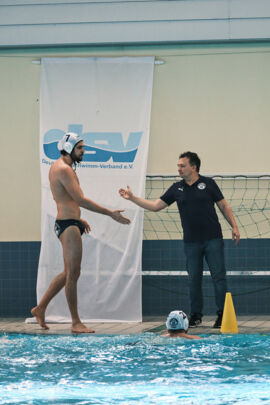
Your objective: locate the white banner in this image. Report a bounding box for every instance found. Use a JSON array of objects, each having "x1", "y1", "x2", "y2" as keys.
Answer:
[{"x1": 35, "y1": 57, "x2": 154, "y2": 322}]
